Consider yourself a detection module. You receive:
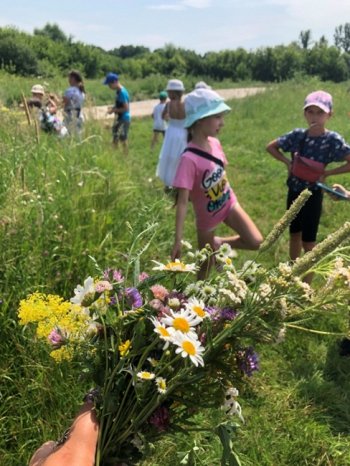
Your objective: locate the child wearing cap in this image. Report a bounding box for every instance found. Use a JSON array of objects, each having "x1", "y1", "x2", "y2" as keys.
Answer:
[
  {"x1": 151, "y1": 91, "x2": 168, "y2": 150},
  {"x1": 104, "y1": 72, "x2": 131, "y2": 155},
  {"x1": 172, "y1": 88, "x2": 263, "y2": 279},
  {"x1": 156, "y1": 79, "x2": 187, "y2": 186},
  {"x1": 266, "y1": 90, "x2": 350, "y2": 280}
]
